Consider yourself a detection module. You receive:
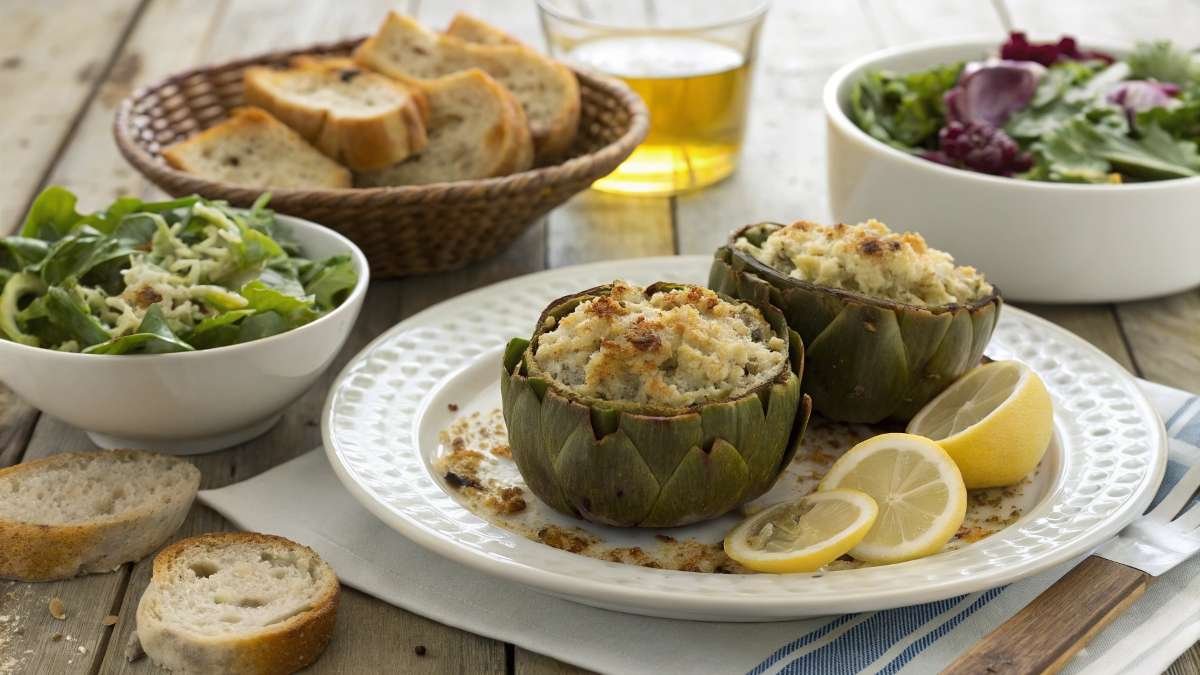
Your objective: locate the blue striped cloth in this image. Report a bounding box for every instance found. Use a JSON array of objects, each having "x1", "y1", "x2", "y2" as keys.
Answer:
[{"x1": 200, "y1": 381, "x2": 1200, "y2": 675}]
